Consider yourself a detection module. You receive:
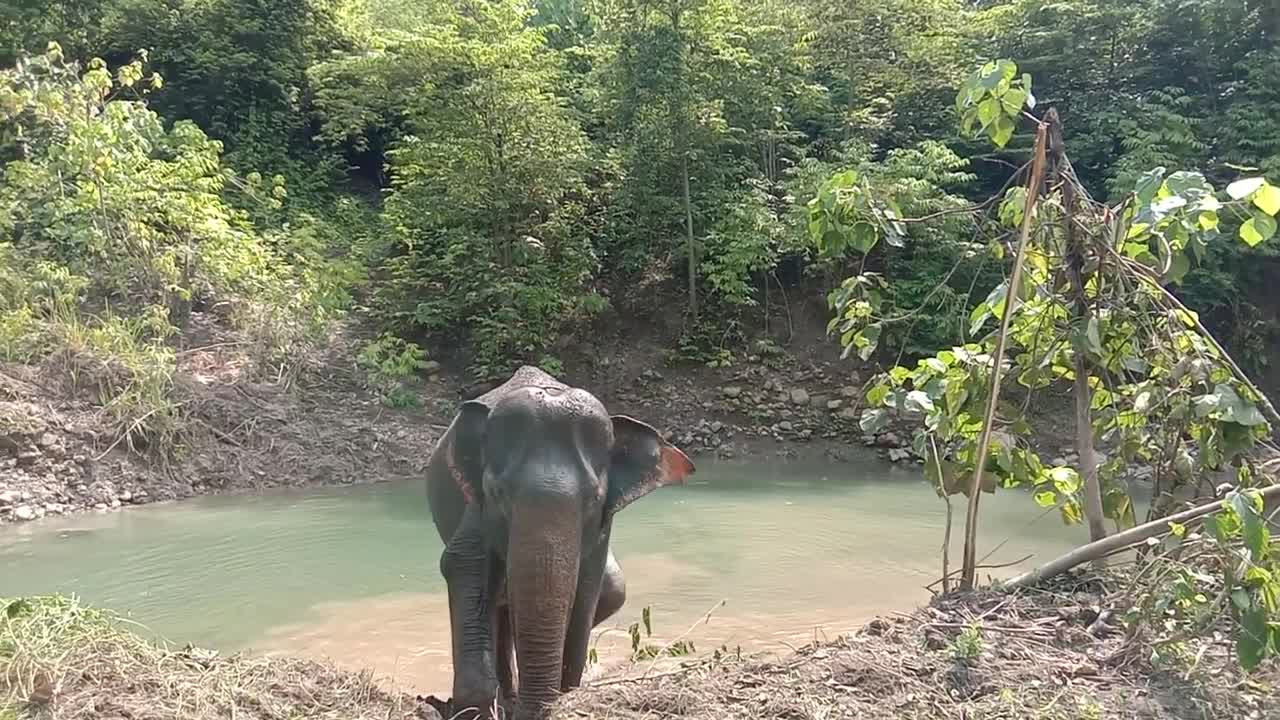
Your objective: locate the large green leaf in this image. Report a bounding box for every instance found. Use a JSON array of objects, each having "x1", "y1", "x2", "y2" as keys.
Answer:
[
  {"x1": 1237, "y1": 605, "x2": 1269, "y2": 671},
  {"x1": 990, "y1": 113, "x2": 1016, "y2": 147},
  {"x1": 1134, "y1": 167, "x2": 1165, "y2": 205},
  {"x1": 860, "y1": 408, "x2": 890, "y2": 434},
  {"x1": 904, "y1": 390, "x2": 935, "y2": 414},
  {"x1": 1230, "y1": 491, "x2": 1269, "y2": 562}
]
